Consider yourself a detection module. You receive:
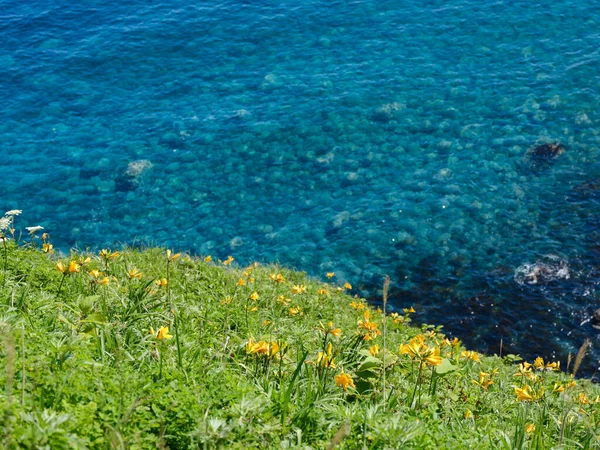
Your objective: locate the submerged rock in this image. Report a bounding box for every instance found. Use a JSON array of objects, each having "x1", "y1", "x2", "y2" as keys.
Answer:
[
  {"x1": 371, "y1": 102, "x2": 404, "y2": 122},
  {"x1": 593, "y1": 308, "x2": 600, "y2": 330},
  {"x1": 126, "y1": 159, "x2": 153, "y2": 178},
  {"x1": 525, "y1": 142, "x2": 565, "y2": 169},
  {"x1": 115, "y1": 159, "x2": 153, "y2": 192},
  {"x1": 514, "y1": 256, "x2": 570, "y2": 285},
  {"x1": 531, "y1": 143, "x2": 564, "y2": 159}
]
